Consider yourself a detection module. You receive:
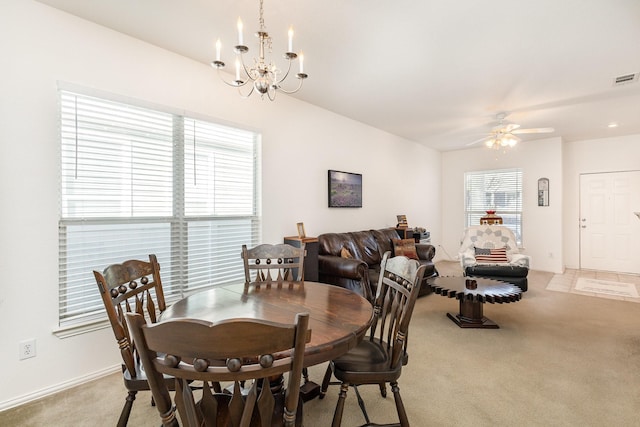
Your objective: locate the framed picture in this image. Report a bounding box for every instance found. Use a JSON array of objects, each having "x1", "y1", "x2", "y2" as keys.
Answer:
[
  {"x1": 296, "y1": 222, "x2": 306, "y2": 239},
  {"x1": 396, "y1": 215, "x2": 408, "y2": 227},
  {"x1": 328, "y1": 170, "x2": 362, "y2": 208}
]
